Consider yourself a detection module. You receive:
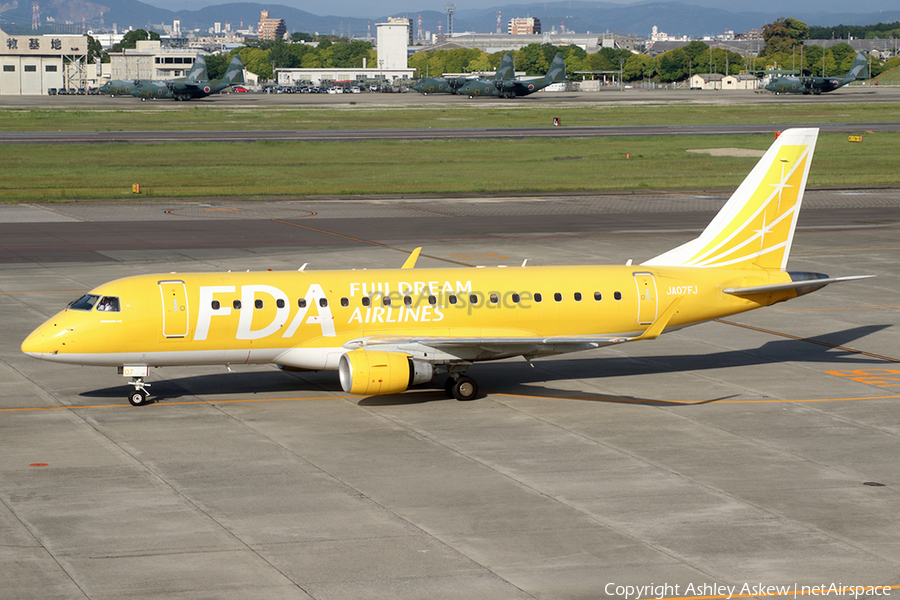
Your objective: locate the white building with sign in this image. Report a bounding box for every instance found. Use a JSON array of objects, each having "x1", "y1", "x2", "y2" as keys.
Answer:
[{"x1": 0, "y1": 28, "x2": 87, "y2": 95}]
